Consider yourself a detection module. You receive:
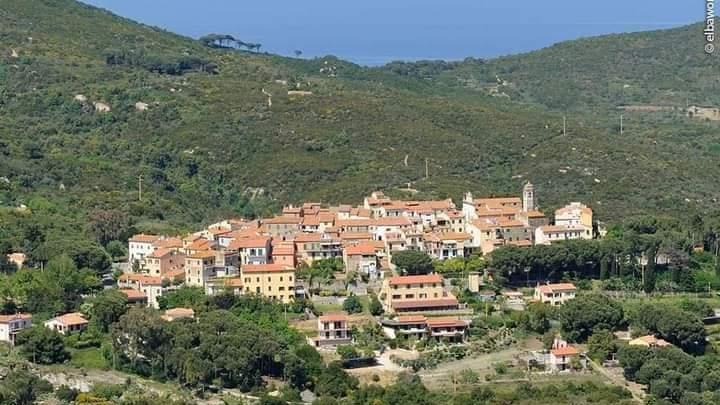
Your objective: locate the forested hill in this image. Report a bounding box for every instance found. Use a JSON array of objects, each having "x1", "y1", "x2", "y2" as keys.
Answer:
[
  {"x1": 1, "y1": 0, "x2": 719, "y2": 256},
  {"x1": 379, "y1": 23, "x2": 717, "y2": 111}
]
